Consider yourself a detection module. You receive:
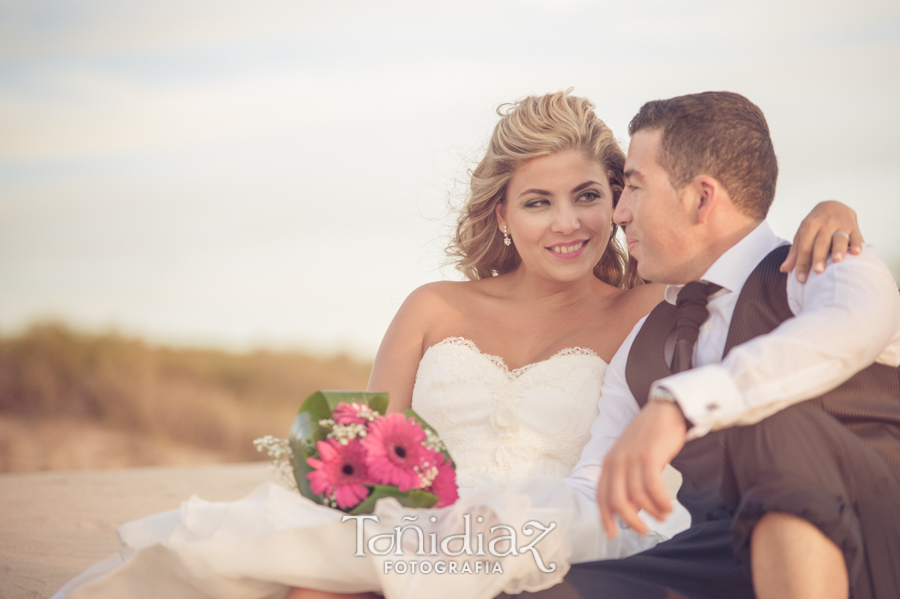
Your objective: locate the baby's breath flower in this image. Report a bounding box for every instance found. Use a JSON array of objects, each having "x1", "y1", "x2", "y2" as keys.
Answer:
[
  {"x1": 355, "y1": 405, "x2": 378, "y2": 422},
  {"x1": 253, "y1": 435, "x2": 296, "y2": 488},
  {"x1": 327, "y1": 422, "x2": 368, "y2": 445},
  {"x1": 422, "y1": 428, "x2": 446, "y2": 452},
  {"x1": 333, "y1": 402, "x2": 379, "y2": 425},
  {"x1": 412, "y1": 460, "x2": 440, "y2": 488},
  {"x1": 253, "y1": 435, "x2": 293, "y2": 461}
]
